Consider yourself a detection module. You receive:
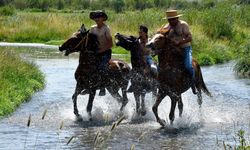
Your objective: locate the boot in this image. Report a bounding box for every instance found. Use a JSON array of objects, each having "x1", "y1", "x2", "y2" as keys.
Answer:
[{"x1": 150, "y1": 64, "x2": 158, "y2": 77}]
